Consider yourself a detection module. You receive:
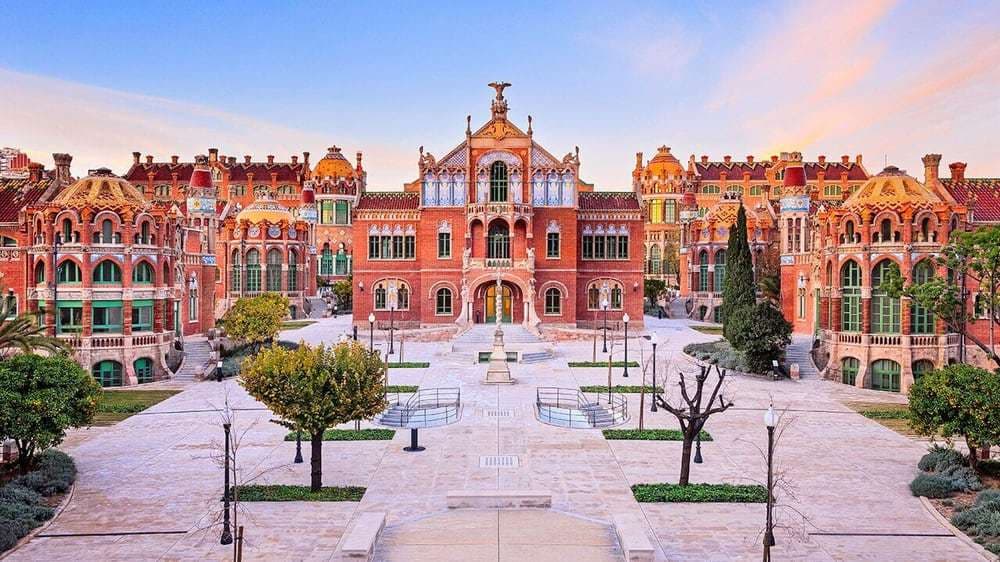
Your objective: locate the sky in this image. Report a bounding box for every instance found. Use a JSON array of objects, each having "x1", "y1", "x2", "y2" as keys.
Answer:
[{"x1": 2, "y1": 0, "x2": 999, "y2": 189}]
